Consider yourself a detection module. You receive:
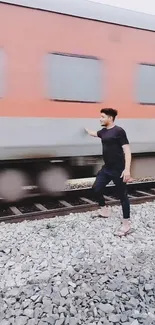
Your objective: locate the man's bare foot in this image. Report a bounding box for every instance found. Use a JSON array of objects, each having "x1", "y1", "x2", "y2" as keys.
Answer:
[
  {"x1": 114, "y1": 219, "x2": 133, "y2": 237},
  {"x1": 115, "y1": 226, "x2": 131, "y2": 237},
  {"x1": 98, "y1": 206, "x2": 111, "y2": 218}
]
